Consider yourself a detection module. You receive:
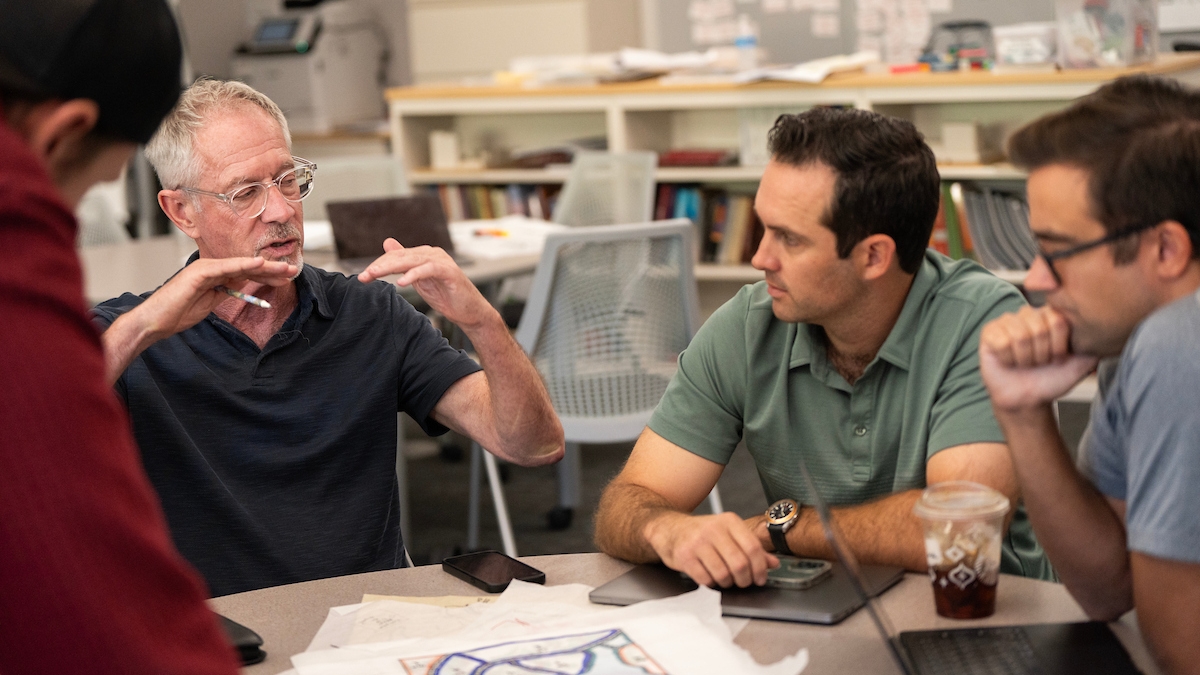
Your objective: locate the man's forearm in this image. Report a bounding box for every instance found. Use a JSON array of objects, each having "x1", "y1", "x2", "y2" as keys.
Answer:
[
  {"x1": 594, "y1": 481, "x2": 682, "y2": 564},
  {"x1": 460, "y1": 312, "x2": 562, "y2": 463},
  {"x1": 100, "y1": 311, "x2": 161, "y2": 386},
  {"x1": 776, "y1": 490, "x2": 928, "y2": 571},
  {"x1": 996, "y1": 404, "x2": 1132, "y2": 619}
]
